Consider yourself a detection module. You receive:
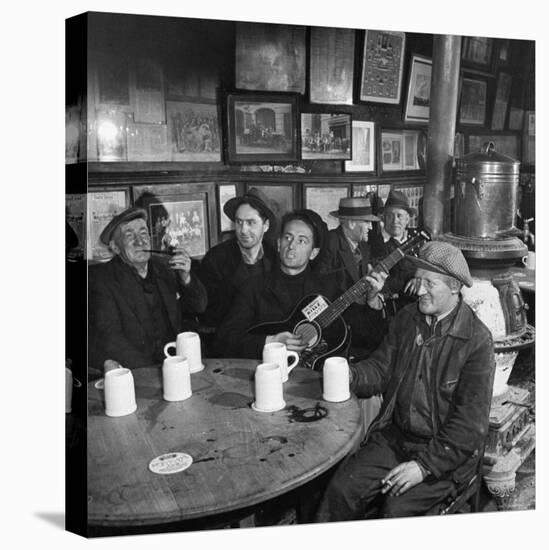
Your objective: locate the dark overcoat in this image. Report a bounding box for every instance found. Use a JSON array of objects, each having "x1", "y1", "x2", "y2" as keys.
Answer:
[
  {"x1": 351, "y1": 299, "x2": 495, "y2": 484},
  {"x1": 89, "y1": 255, "x2": 207, "y2": 371}
]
